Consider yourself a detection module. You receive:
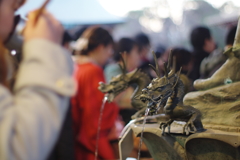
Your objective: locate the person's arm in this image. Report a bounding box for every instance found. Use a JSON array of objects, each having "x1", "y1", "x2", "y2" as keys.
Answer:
[{"x1": 0, "y1": 11, "x2": 75, "y2": 160}]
